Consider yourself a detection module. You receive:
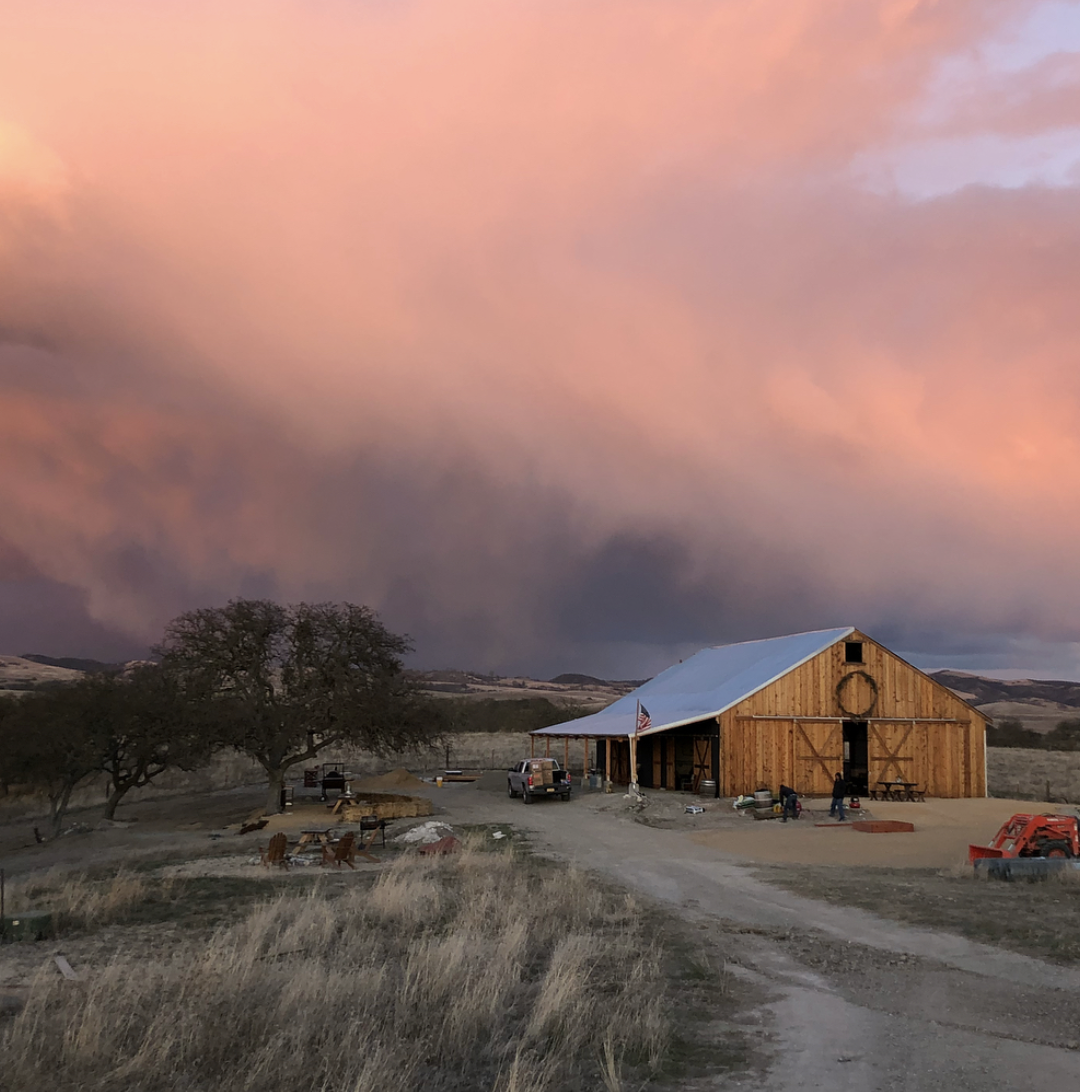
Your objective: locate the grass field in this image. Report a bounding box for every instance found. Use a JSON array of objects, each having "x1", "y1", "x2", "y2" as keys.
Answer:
[
  {"x1": 756, "y1": 862, "x2": 1080, "y2": 964},
  {"x1": 987, "y1": 746, "x2": 1080, "y2": 803},
  {"x1": 1, "y1": 834, "x2": 747, "y2": 1092}
]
